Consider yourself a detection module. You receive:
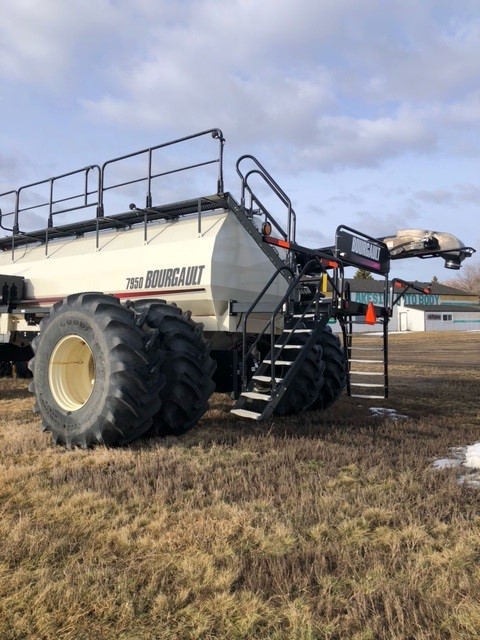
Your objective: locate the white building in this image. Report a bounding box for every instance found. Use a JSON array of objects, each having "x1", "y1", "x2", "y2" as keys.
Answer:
[{"x1": 344, "y1": 280, "x2": 480, "y2": 332}]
